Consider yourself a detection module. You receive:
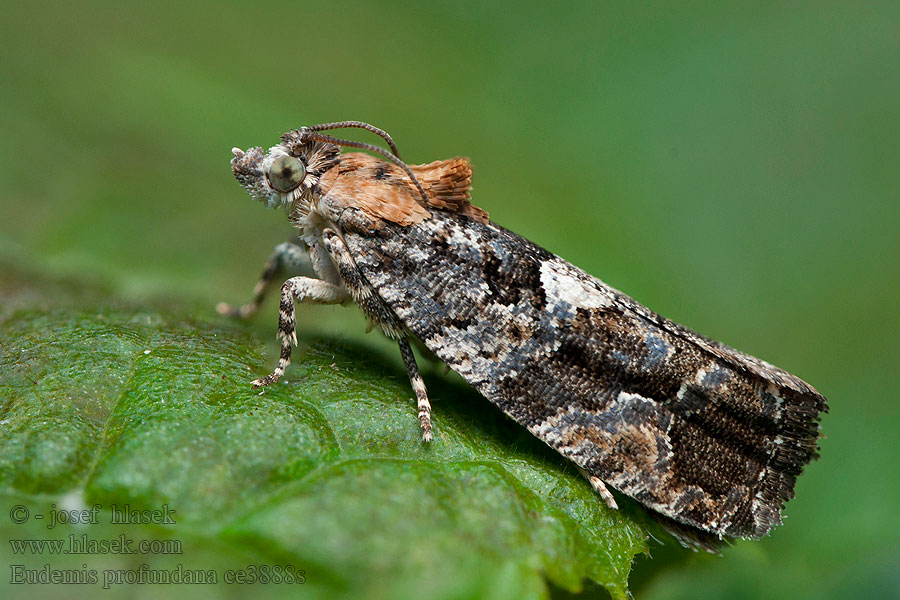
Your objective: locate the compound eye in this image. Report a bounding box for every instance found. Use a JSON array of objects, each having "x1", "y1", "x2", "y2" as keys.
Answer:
[{"x1": 268, "y1": 155, "x2": 306, "y2": 192}]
